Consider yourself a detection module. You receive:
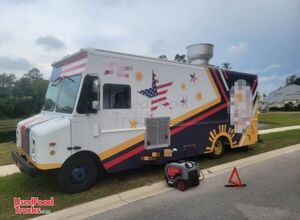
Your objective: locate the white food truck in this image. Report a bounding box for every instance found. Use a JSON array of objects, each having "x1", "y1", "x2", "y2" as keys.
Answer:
[{"x1": 12, "y1": 44, "x2": 258, "y2": 193}]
